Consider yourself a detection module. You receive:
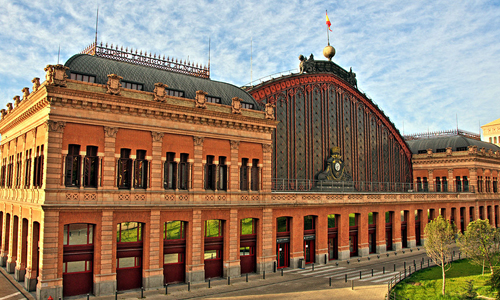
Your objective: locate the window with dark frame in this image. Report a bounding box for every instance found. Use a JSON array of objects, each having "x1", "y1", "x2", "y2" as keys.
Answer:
[
  {"x1": 205, "y1": 155, "x2": 216, "y2": 190},
  {"x1": 164, "y1": 152, "x2": 177, "y2": 190},
  {"x1": 218, "y1": 156, "x2": 227, "y2": 191},
  {"x1": 65, "y1": 144, "x2": 81, "y2": 187},
  {"x1": 436, "y1": 177, "x2": 441, "y2": 192},
  {"x1": 134, "y1": 150, "x2": 148, "y2": 189},
  {"x1": 24, "y1": 149, "x2": 31, "y2": 188},
  {"x1": 7, "y1": 155, "x2": 13, "y2": 188},
  {"x1": 166, "y1": 89, "x2": 185, "y2": 98},
  {"x1": 241, "y1": 102, "x2": 254, "y2": 109},
  {"x1": 117, "y1": 148, "x2": 132, "y2": 189},
  {"x1": 15, "y1": 153, "x2": 22, "y2": 188},
  {"x1": 240, "y1": 158, "x2": 249, "y2": 191},
  {"x1": 70, "y1": 73, "x2": 96, "y2": 83},
  {"x1": 33, "y1": 145, "x2": 44, "y2": 188},
  {"x1": 251, "y1": 159, "x2": 259, "y2": 191},
  {"x1": 121, "y1": 81, "x2": 143, "y2": 91},
  {"x1": 164, "y1": 221, "x2": 185, "y2": 240},
  {"x1": 117, "y1": 222, "x2": 142, "y2": 243},
  {"x1": 277, "y1": 217, "x2": 289, "y2": 233},
  {"x1": 84, "y1": 146, "x2": 99, "y2": 188},
  {"x1": 463, "y1": 176, "x2": 469, "y2": 192},
  {"x1": 204, "y1": 219, "x2": 223, "y2": 237},
  {"x1": 206, "y1": 96, "x2": 221, "y2": 104},
  {"x1": 1, "y1": 158, "x2": 6, "y2": 187},
  {"x1": 179, "y1": 153, "x2": 189, "y2": 190}
]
